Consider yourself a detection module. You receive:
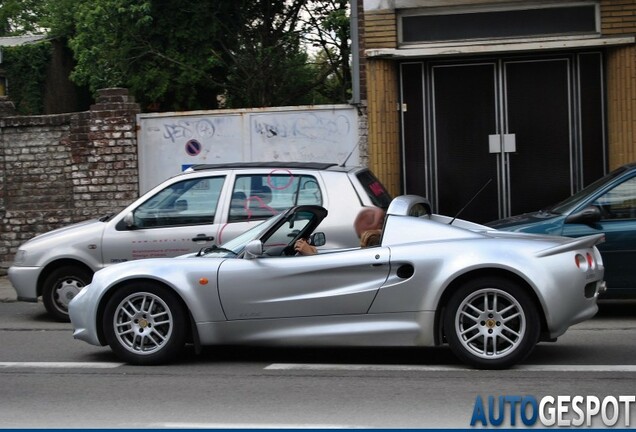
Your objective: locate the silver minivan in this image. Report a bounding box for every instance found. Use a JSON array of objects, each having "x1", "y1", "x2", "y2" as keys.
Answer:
[{"x1": 9, "y1": 162, "x2": 391, "y2": 321}]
